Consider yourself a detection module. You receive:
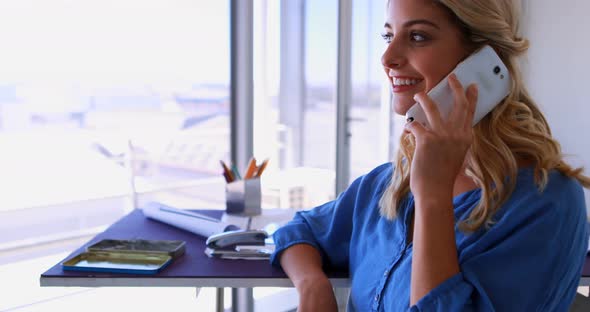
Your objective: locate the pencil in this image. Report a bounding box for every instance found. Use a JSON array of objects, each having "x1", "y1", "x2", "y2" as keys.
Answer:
[
  {"x1": 222, "y1": 171, "x2": 232, "y2": 183},
  {"x1": 220, "y1": 160, "x2": 234, "y2": 182},
  {"x1": 244, "y1": 157, "x2": 257, "y2": 179},
  {"x1": 231, "y1": 164, "x2": 242, "y2": 180},
  {"x1": 254, "y1": 159, "x2": 269, "y2": 177}
]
